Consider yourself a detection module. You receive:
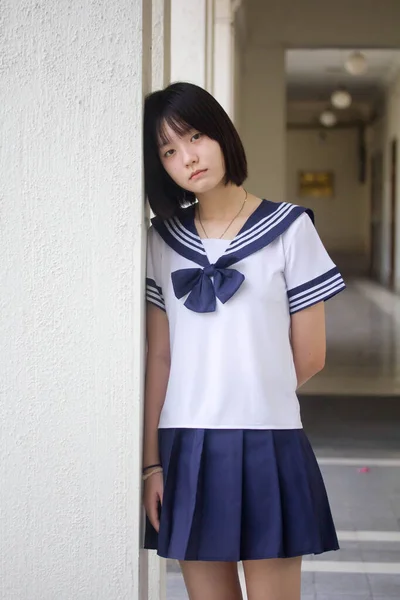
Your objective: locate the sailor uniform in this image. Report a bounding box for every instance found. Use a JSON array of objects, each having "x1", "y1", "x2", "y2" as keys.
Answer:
[{"x1": 144, "y1": 199, "x2": 345, "y2": 561}]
